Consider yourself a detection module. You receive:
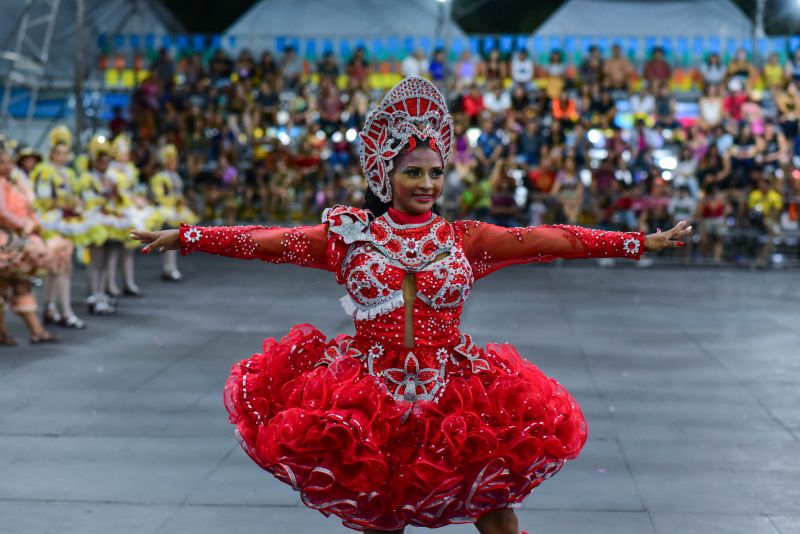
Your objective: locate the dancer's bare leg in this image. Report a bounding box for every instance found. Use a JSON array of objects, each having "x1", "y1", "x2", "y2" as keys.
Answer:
[
  {"x1": 476, "y1": 508, "x2": 520, "y2": 534},
  {"x1": 10, "y1": 281, "x2": 57, "y2": 341}
]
